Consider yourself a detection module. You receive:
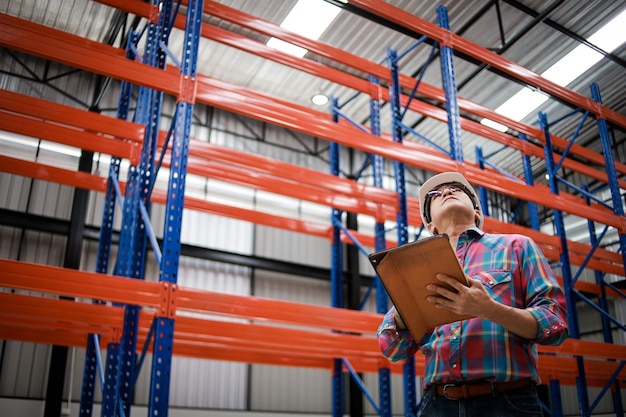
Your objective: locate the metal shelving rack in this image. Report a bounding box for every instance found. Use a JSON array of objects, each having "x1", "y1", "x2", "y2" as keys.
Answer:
[
  {"x1": 78, "y1": 1, "x2": 204, "y2": 416},
  {"x1": 0, "y1": 1, "x2": 625, "y2": 417}
]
